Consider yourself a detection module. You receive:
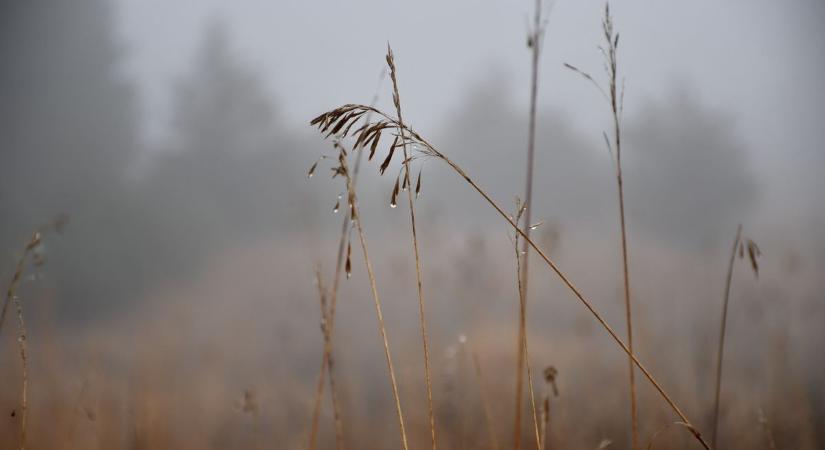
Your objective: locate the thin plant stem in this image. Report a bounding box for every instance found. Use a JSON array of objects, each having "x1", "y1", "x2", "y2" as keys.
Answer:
[
  {"x1": 1, "y1": 236, "x2": 40, "y2": 335},
  {"x1": 711, "y1": 224, "x2": 742, "y2": 449},
  {"x1": 340, "y1": 149, "x2": 410, "y2": 450},
  {"x1": 308, "y1": 347, "x2": 326, "y2": 450},
  {"x1": 386, "y1": 44, "x2": 437, "y2": 450},
  {"x1": 514, "y1": 201, "x2": 543, "y2": 450},
  {"x1": 310, "y1": 104, "x2": 712, "y2": 449},
  {"x1": 14, "y1": 293, "x2": 28, "y2": 450},
  {"x1": 472, "y1": 353, "x2": 501, "y2": 450},
  {"x1": 565, "y1": 6, "x2": 637, "y2": 446},
  {"x1": 540, "y1": 395, "x2": 549, "y2": 450},
  {"x1": 3, "y1": 228, "x2": 54, "y2": 450},
  {"x1": 516, "y1": 1, "x2": 545, "y2": 448},
  {"x1": 309, "y1": 268, "x2": 346, "y2": 450},
  {"x1": 308, "y1": 69, "x2": 386, "y2": 450},
  {"x1": 607, "y1": 21, "x2": 639, "y2": 450},
  {"x1": 0, "y1": 215, "x2": 68, "y2": 333},
  {"x1": 522, "y1": 307, "x2": 542, "y2": 450}
]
